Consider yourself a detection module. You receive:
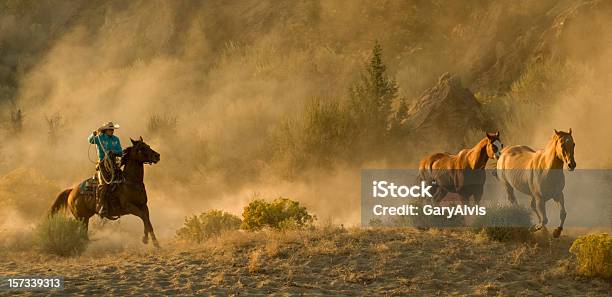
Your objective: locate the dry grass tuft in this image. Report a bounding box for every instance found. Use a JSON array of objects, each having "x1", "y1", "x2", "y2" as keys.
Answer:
[{"x1": 248, "y1": 249, "x2": 264, "y2": 274}]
